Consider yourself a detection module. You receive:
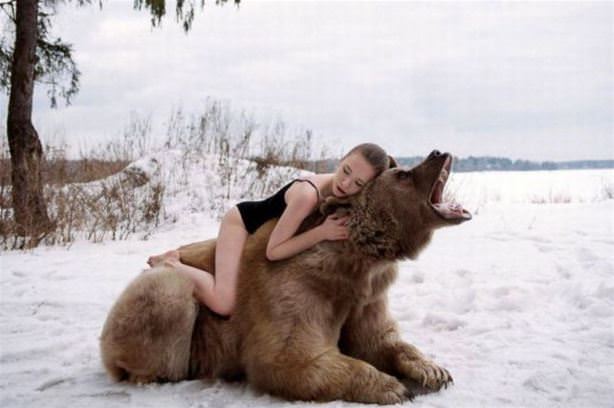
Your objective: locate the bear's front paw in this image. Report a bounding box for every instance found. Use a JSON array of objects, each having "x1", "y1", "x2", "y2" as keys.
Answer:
[
  {"x1": 362, "y1": 372, "x2": 414, "y2": 405},
  {"x1": 397, "y1": 355, "x2": 453, "y2": 391}
]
